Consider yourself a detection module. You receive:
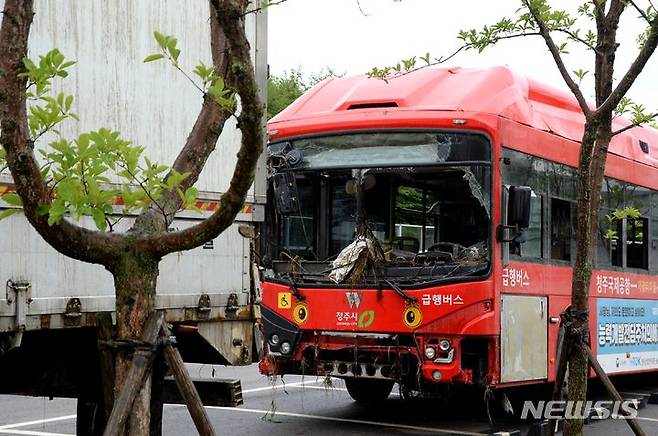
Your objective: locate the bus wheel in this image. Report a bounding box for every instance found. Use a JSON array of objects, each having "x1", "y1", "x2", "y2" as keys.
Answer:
[{"x1": 345, "y1": 378, "x2": 394, "y2": 403}]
